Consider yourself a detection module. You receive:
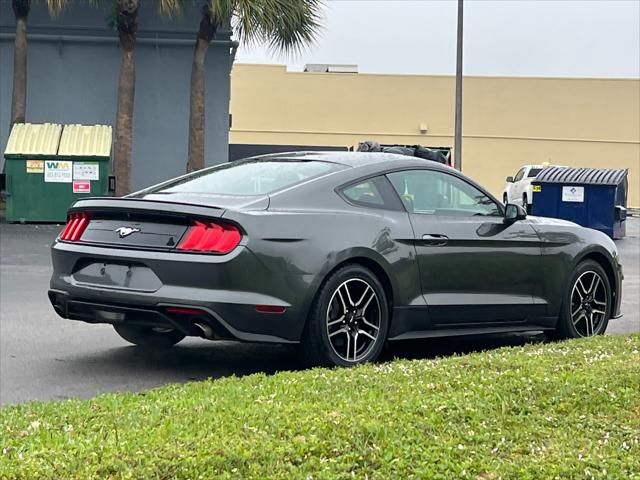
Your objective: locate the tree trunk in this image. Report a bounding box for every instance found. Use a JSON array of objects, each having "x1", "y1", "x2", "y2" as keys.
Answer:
[
  {"x1": 113, "y1": 1, "x2": 138, "y2": 197},
  {"x1": 186, "y1": 9, "x2": 217, "y2": 173},
  {"x1": 114, "y1": 43, "x2": 135, "y2": 196},
  {"x1": 11, "y1": 12, "x2": 28, "y2": 126},
  {"x1": 187, "y1": 38, "x2": 209, "y2": 173}
]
